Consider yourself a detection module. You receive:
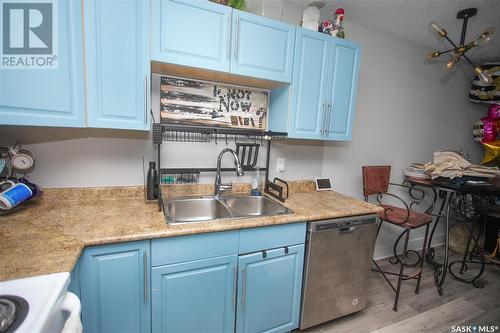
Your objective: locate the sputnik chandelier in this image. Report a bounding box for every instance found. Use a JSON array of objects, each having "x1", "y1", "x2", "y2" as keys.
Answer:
[{"x1": 426, "y1": 8, "x2": 495, "y2": 83}]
